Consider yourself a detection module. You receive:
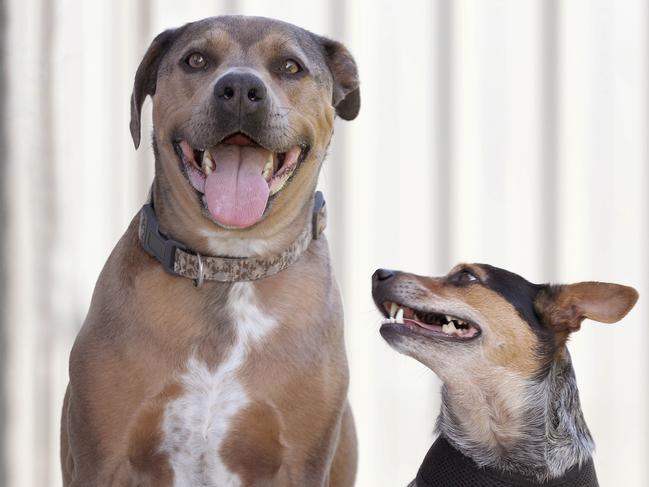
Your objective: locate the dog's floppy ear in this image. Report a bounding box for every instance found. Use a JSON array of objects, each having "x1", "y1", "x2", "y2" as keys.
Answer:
[
  {"x1": 130, "y1": 27, "x2": 183, "y2": 149},
  {"x1": 318, "y1": 37, "x2": 360, "y2": 121},
  {"x1": 535, "y1": 281, "x2": 638, "y2": 333}
]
